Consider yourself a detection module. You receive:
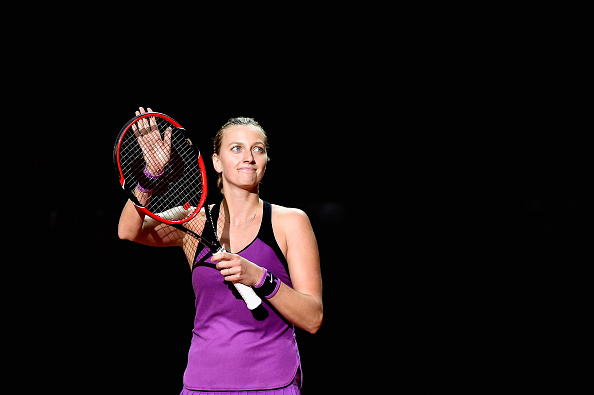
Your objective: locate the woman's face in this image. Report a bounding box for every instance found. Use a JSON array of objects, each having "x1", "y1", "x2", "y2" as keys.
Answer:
[{"x1": 212, "y1": 125, "x2": 268, "y2": 192}]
